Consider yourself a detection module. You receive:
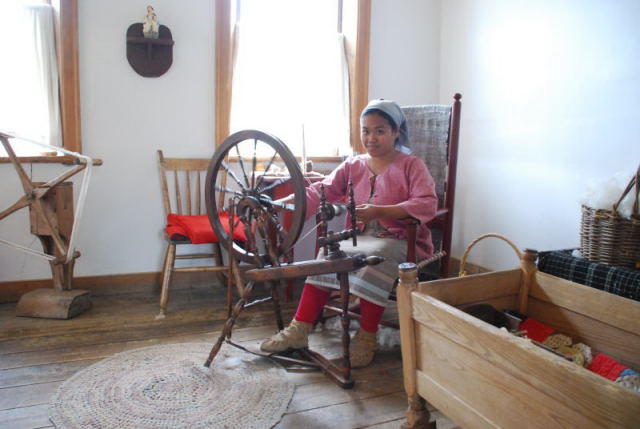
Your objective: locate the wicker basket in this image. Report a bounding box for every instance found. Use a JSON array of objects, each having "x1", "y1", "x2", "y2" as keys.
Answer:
[{"x1": 580, "y1": 166, "x2": 640, "y2": 269}]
